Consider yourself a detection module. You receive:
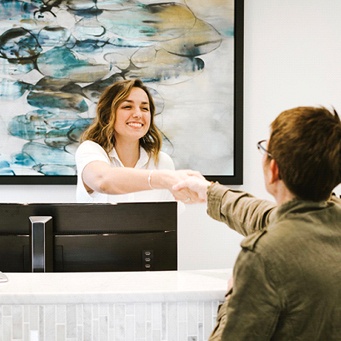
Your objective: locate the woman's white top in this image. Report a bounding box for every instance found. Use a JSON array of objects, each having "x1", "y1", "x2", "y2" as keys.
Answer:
[{"x1": 75, "y1": 140, "x2": 175, "y2": 203}]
